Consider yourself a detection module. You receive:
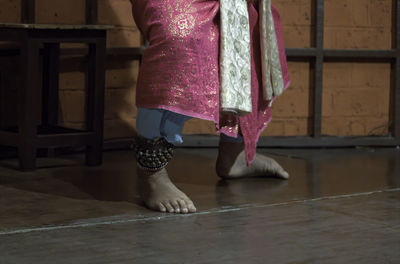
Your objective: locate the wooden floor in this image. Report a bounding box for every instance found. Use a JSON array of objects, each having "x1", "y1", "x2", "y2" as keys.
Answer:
[{"x1": 0, "y1": 147, "x2": 399, "y2": 263}]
